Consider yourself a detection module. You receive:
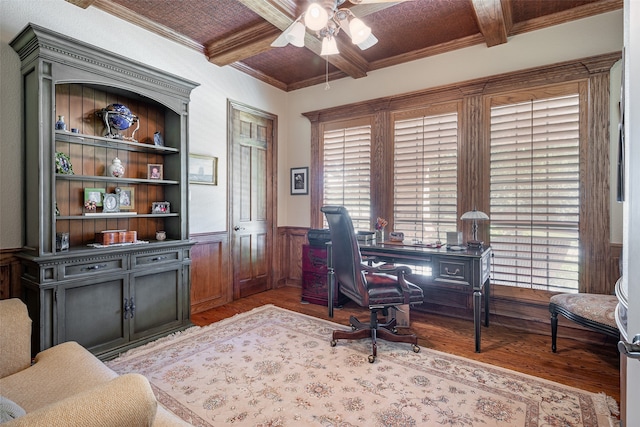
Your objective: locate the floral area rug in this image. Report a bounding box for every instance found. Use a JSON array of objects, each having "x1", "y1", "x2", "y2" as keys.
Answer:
[{"x1": 106, "y1": 304, "x2": 618, "y2": 427}]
